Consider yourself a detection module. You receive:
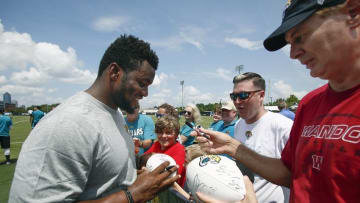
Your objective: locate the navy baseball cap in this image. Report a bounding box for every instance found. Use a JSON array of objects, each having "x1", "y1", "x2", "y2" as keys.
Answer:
[{"x1": 263, "y1": 0, "x2": 346, "y2": 51}]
